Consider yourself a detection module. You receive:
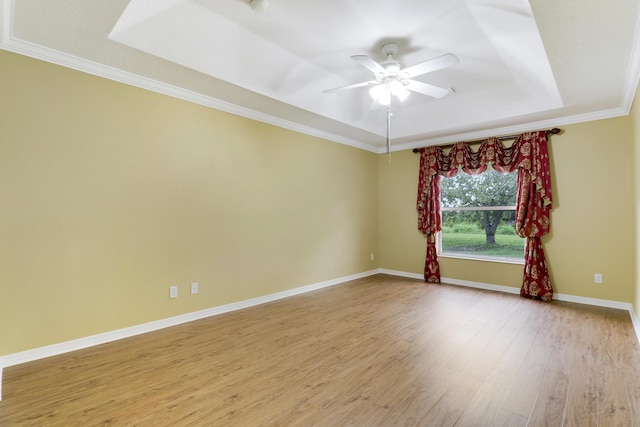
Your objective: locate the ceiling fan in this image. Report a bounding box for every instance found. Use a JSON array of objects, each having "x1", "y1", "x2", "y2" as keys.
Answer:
[
  {"x1": 323, "y1": 42, "x2": 459, "y2": 106},
  {"x1": 324, "y1": 42, "x2": 459, "y2": 156}
]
